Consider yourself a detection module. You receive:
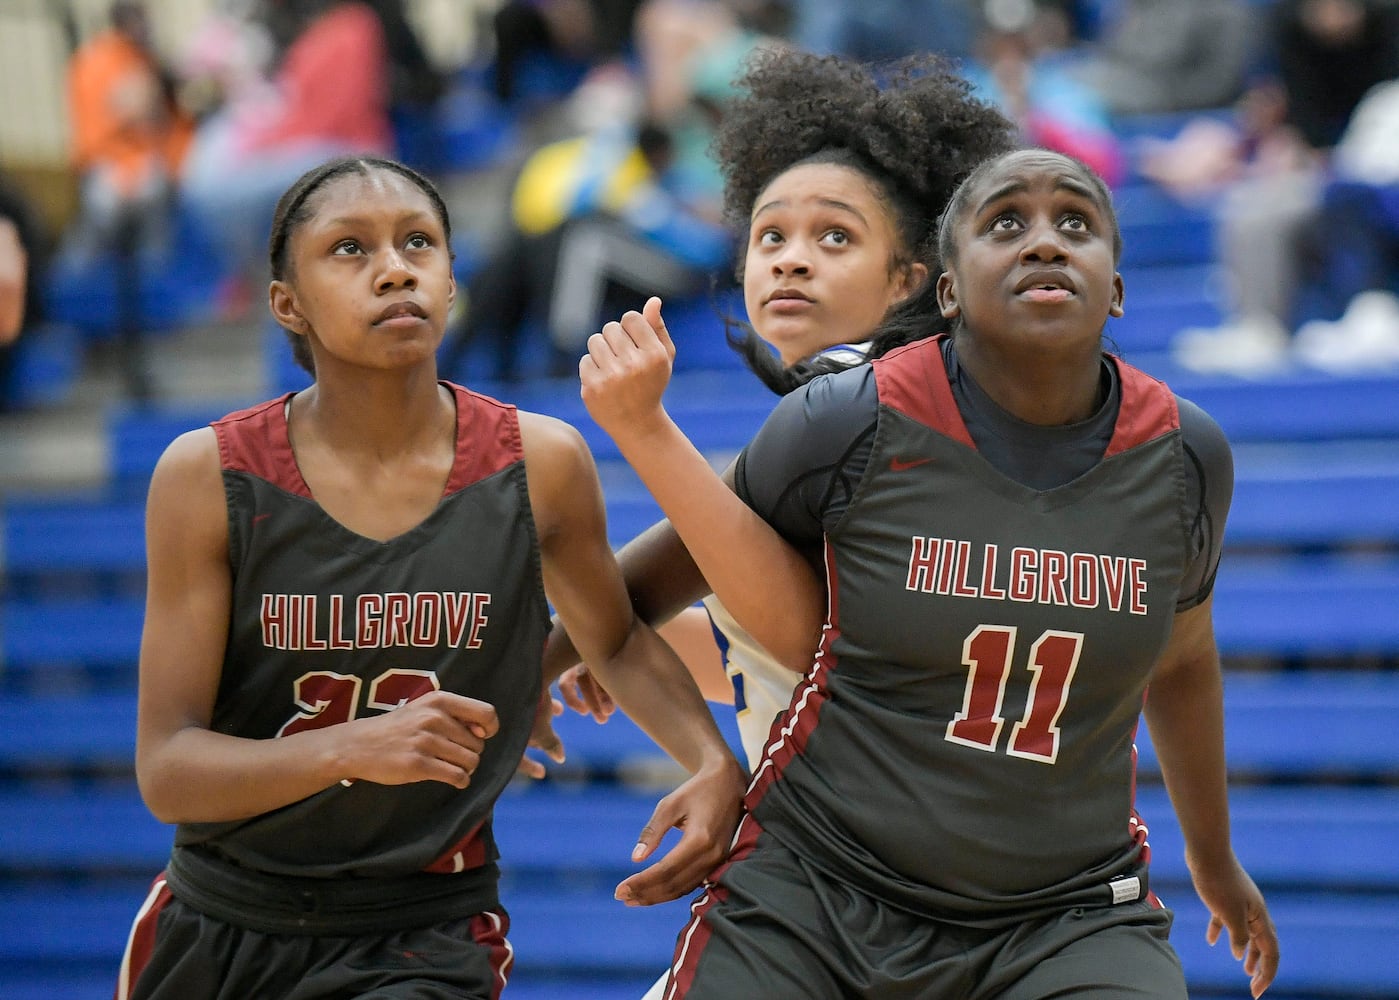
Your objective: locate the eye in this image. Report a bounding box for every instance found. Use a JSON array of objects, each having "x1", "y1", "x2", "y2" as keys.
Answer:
[
  {"x1": 757, "y1": 229, "x2": 783, "y2": 247},
  {"x1": 405, "y1": 233, "x2": 431, "y2": 250},
  {"x1": 819, "y1": 229, "x2": 850, "y2": 247},
  {"x1": 1059, "y1": 213, "x2": 1090, "y2": 233},
  {"x1": 988, "y1": 213, "x2": 1021, "y2": 233},
  {"x1": 332, "y1": 239, "x2": 363, "y2": 255}
]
